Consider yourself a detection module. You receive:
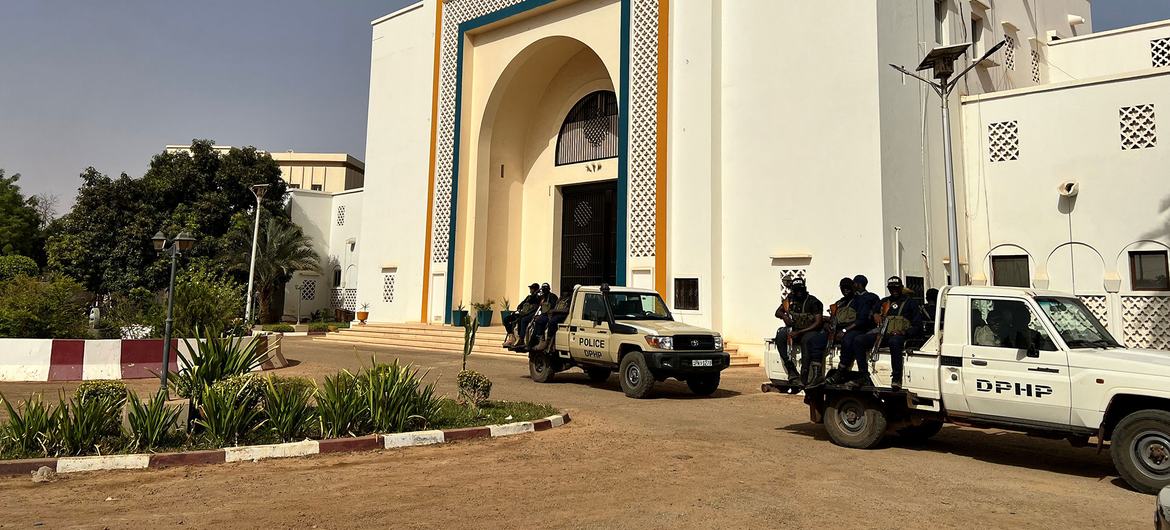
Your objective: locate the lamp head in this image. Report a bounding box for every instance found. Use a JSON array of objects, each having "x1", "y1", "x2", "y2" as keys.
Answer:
[
  {"x1": 152, "y1": 231, "x2": 167, "y2": 251},
  {"x1": 916, "y1": 42, "x2": 971, "y2": 81},
  {"x1": 174, "y1": 232, "x2": 195, "y2": 252},
  {"x1": 251, "y1": 183, "x2": 271, "y2": 199}
]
